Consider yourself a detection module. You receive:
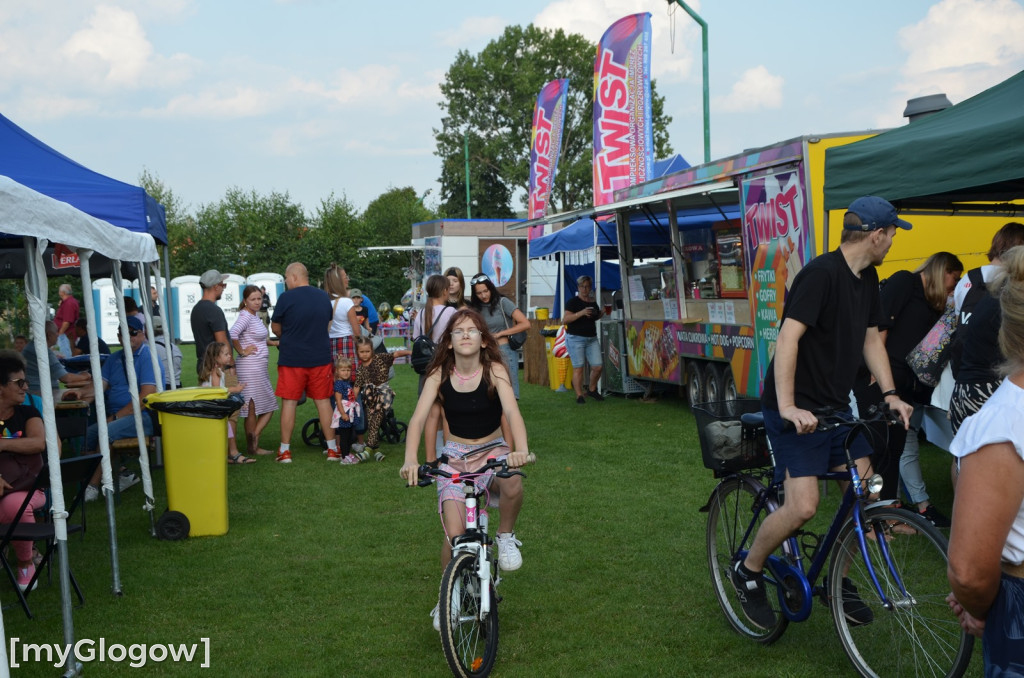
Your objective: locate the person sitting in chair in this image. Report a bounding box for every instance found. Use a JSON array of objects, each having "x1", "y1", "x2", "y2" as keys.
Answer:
[{"x1": 83, "y1": 316, "x2": 164, "y2": 501}]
